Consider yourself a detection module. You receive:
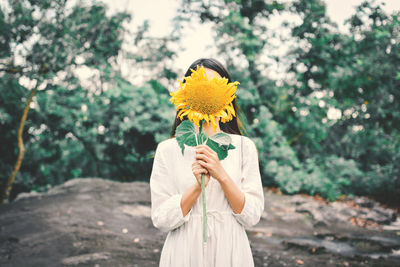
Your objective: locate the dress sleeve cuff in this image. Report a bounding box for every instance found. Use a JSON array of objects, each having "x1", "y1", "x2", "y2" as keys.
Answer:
[
  {"x1": 177, "y1": 193, "x2": 193, "y2": 223},
  {"x1": 151, "y1": 193, "x2": 193, "y2": 232},
  {"x1": 231, "y1": 193, "x2": 248, "y2": 219}
]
